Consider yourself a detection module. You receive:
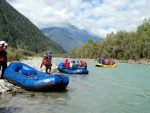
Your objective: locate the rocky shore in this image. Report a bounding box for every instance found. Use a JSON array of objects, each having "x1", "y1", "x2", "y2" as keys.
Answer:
[
  {"x1": 0, "y1": 57, "x2": 59, "y2": 94},
  {"x1": 115, "y1": 59, "x2": 150, "y2": 65}
]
